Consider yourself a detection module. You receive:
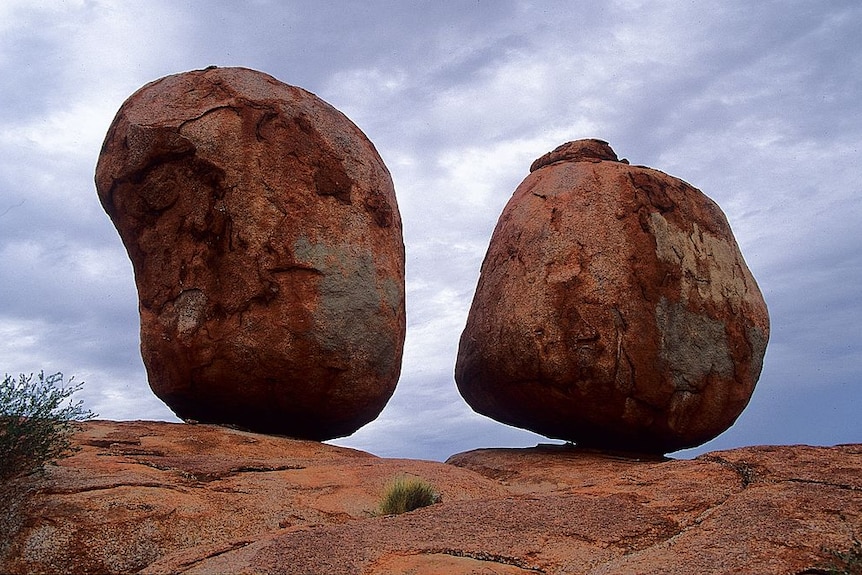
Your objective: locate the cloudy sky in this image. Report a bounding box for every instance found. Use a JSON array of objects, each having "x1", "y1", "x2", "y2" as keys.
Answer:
[{"x1": 1, "y1": 1, "x2": 859, "y2": 461}]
